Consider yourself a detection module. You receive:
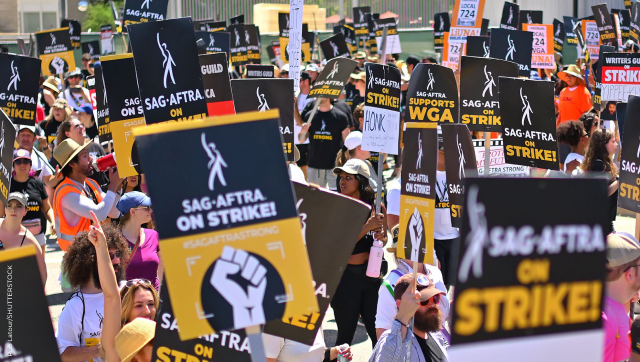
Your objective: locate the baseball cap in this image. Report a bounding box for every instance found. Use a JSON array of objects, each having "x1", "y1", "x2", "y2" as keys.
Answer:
[
  {"x1": 333, "y1": 158, "x2": 370, "y2": 179},
  {"x1": 350, "y1": 71, "x2": 366, "y2": 81},
  {"x1": 13, "y1": 149, "x2": 31, "y2": 162},
  {"x1": 65, "y1": 67, "x2": 83, "y2": 79},
  {"x1": 344, "y1": 131, "x2": 363, "y2": 150},
  {"x1": 354, "y1": 51, "x2": 366, "y2": 59},
  {"x1": 7, "y1": 192, "x2": 27, "y2": 207},
  {"x1": 606, "y1": 232, "x2": 640, "y2": 268},
  {"x1": 305, "y1": 63, "x2": 320, "y2": 72},
  {"x1": 116, "y1": 191, "x2": 152, "y2": 215},
  {"x1": 280, "y1": 63, "x2": 290, "y2": 73},
  {"x1": 17, "y1": 125, "x2": 36, "y2": 135},
  {"x1": 74, "y1": 104, "x2": 94, "y2": 114},
  {"x1": 394, "y1": 273, "x2": 445, "y2": 302}
]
